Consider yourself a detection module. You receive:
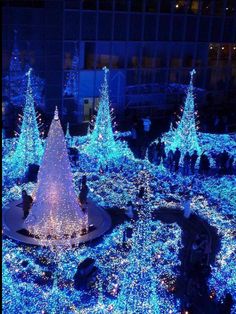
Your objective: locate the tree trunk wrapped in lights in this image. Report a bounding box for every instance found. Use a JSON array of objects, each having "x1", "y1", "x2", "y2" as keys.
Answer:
[
  {"x1": 9, "y1": 68, "x2": 44, "y2": 179},
  {"x1": 25, "y1": 107, "x2": 84, "y2": 241},
  {"x1": 84, "y1": 66, "x2": 133, "y2": 166}
]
